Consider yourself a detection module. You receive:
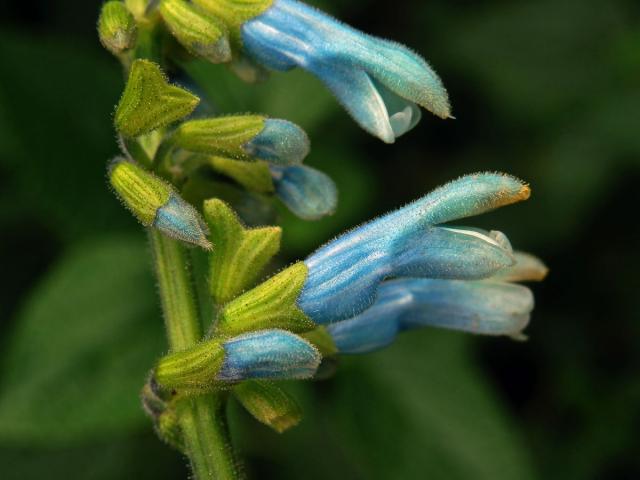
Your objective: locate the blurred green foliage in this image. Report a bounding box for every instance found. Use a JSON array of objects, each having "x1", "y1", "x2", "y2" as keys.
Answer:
[{"x1": 0, "y1": 0, "x2": 638, "y2": 479}]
